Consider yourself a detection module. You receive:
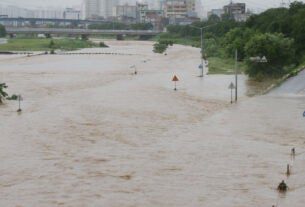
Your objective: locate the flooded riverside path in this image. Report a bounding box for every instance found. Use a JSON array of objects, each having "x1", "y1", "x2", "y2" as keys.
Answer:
[{"x1": 0, "y1": 41, "x2": 305, "y2": 207}]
